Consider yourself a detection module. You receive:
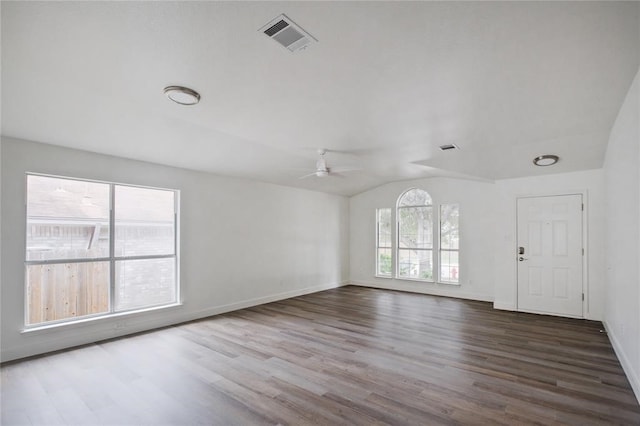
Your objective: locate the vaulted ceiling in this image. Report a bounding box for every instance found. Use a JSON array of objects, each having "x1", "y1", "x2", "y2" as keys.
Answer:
[{"x1": 2, "y1": 1, "x2": 639, "y2": 196}]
